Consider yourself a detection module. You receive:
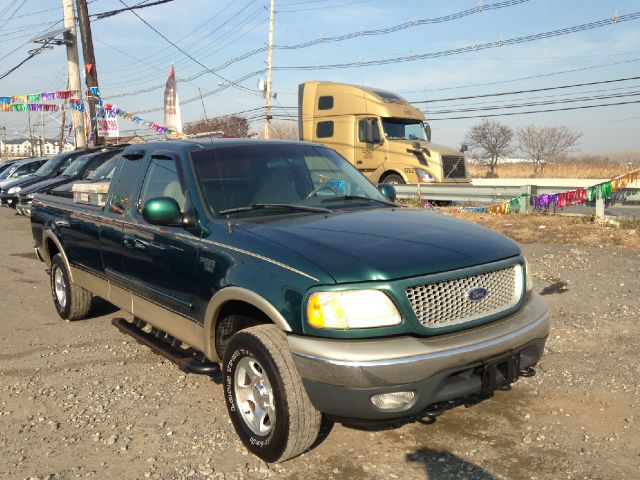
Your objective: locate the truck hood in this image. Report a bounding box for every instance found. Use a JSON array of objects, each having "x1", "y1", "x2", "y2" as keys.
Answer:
[
  {"x1": 0, "y1": 174, "x2": 41, "y2": 191},
  {"x1": 21, "y1": 176, "x2": 78, "y2": 194},
  {"x1": 238, "y1": 208, "x2": 520, "y2": 284},
  {"x1": 394, "y1": 139, "x2": 463, "y2": 157}
]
